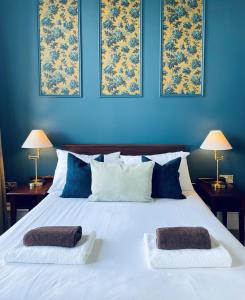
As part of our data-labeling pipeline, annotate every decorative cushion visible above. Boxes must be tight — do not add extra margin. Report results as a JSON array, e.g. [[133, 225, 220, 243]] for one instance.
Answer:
[[120, 151, 193, 191], [89, 160, 155, 202], [48, 149, 120, 194], [61, 154, 103, 198], [142, 156, 185, 199], [146, 152, 193, 191]]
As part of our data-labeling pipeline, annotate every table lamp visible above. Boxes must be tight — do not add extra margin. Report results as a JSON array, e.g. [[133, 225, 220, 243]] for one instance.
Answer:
[[200, 130, 232, 189], [22, 130, 53, 187]]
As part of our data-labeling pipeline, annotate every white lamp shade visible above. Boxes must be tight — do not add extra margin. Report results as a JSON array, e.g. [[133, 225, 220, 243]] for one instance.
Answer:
[[22, 130, 53, 149], [200, 130, 232, 151]]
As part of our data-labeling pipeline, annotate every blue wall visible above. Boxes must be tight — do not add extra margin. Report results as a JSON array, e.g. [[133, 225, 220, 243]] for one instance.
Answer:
[[0, 0, 245, 189]]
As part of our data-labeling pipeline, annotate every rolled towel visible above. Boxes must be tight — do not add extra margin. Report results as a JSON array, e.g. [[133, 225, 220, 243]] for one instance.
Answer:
[[23, 226, 82, 248], [156, 227, 211, 250]]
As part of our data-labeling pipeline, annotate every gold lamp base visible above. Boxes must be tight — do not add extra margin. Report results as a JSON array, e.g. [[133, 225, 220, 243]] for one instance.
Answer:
[[29, 179, 43, 189], [210, 150, 227, 190], [31, 178, 43, 185], [27, 148, 44, 189], [211, 180, 226, 190]]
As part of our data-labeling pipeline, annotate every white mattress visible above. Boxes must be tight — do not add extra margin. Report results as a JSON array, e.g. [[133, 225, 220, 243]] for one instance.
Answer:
[[0, 191, 245, 300]]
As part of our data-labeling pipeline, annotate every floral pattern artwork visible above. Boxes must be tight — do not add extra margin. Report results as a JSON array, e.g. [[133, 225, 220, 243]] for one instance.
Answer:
[[39, 0, 80, 96], [161, 0, 204, 95], [100, 0, 141, 96]]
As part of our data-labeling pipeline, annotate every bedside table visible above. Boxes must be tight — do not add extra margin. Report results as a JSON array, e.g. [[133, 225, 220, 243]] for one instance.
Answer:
[[194, 179, 245, 244], [7, 181, 52, 226]]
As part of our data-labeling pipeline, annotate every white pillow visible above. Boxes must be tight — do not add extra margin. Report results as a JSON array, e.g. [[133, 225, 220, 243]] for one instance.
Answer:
[[145, 151, 188, 165], [179, 158, 193, 191], [89, 160, 155, 202], [48, 149, 121, 194], [120, 155, 142, 165], [120, 151, 193, 191]]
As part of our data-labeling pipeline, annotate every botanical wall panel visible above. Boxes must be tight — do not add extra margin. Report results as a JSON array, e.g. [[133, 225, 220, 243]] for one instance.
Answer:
[[161, 0, 205, 96], [100, 0, 142, 97], [39, 0, 81, 96]]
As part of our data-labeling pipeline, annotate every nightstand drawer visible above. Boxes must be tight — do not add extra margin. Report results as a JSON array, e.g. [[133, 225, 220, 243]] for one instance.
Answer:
[[214, 198, 240, 211], [8, 195, 43, 210], [201, 194, 241, 212]]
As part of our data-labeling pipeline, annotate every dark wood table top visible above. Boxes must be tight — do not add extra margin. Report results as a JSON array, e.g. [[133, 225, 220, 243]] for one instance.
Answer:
[[7, 181, 52, 196], [196, 179, 244, 199]]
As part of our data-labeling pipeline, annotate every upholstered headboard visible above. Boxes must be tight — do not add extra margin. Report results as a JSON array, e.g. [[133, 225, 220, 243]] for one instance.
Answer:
[[62, 144, 186, 155]]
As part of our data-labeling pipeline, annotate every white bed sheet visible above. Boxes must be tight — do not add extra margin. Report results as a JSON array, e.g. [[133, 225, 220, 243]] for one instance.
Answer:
[[0, 191, 245, 300]]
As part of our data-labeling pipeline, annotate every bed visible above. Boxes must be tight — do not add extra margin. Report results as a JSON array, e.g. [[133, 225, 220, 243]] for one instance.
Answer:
[[0, 144, 245, 300]]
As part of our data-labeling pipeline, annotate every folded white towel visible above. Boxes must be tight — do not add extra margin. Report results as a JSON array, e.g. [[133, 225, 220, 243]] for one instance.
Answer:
[[4, 232, 96, 265], [144, 233, 232, 269]]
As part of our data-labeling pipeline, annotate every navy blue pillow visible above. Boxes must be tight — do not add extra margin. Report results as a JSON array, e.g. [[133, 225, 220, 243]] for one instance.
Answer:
[[142, 156, 185, 199], [61, 153, 103, 198]]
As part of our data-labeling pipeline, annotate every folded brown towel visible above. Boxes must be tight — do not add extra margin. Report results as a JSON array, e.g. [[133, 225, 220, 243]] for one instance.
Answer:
[[23, 226, 82, 248], [156, 227, 211, 250]]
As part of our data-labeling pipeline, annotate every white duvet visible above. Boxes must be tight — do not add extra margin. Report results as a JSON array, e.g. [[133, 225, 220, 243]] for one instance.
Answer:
[[0, 191, 245, 300]]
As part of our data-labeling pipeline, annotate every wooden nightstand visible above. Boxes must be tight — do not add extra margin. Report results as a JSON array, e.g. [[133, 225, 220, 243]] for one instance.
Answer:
[[7, 181, 52, 226], [194, 179, 245, 245]]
